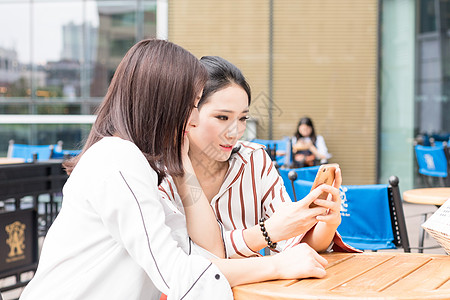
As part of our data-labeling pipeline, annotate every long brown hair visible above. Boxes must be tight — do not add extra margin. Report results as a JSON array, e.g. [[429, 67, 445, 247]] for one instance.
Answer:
[[63, 39, 207, 184]]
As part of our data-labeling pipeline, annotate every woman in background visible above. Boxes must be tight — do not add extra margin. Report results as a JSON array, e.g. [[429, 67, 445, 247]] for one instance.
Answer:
[[292, 117, 331, 167]]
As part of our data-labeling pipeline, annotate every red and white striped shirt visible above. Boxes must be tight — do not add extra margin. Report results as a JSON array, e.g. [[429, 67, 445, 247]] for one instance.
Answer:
[[159, 141, 358, 258]]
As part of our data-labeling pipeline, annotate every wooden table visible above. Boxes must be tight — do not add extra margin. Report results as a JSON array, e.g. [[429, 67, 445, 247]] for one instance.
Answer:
[[233, 252, 450, 299], [0, 157, 25, 165], [403, 188, 450, 206]]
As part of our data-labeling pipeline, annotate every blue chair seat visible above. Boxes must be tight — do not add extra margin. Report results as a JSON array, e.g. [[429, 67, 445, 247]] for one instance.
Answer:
[[52, 149, 81, 159], [279, 166, 320, 201], [337, 184, 396, 250], [251, 138, 290, 167], [415, 145, 448, 178], [8, 143, 53, 162]]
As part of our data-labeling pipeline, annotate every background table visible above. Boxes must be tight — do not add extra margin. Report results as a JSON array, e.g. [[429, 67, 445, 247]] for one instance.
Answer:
[[233, 252, 450, 299], [0, 157, 25, 165], [402, 187, 449, 252], [403, 188, 450, 206]]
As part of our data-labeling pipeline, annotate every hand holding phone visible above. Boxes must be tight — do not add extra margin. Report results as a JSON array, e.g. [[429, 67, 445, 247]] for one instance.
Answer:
[[309, 163, 339, 208]]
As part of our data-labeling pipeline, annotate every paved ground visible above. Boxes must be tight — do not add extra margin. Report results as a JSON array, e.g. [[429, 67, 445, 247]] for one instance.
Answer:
[[0, 202, 447, 300], [390, 202, 446, 255]]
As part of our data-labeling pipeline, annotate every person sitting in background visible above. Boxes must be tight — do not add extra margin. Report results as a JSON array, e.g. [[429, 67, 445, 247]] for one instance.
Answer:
[[292, 117, 331, 167]]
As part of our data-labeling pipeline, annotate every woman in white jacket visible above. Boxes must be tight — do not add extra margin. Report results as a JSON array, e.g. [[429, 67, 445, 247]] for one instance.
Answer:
[[20, 40, 327, 300]]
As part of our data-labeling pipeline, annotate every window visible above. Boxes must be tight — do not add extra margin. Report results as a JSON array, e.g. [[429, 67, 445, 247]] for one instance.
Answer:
[[0, 0, 157, 155]]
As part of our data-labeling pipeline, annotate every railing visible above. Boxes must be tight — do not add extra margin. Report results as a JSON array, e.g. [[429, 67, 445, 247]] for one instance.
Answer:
[[0, 161, 68, 293]]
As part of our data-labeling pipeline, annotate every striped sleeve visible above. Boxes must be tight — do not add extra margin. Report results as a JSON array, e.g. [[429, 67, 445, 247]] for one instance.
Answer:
[[222, 229, 261, 258], [258, 149, 303, 253], [159, 178, 177, 203], [159, 177, 185, 214], [219, 153, 261, 258], [260, 150, 292, 219]]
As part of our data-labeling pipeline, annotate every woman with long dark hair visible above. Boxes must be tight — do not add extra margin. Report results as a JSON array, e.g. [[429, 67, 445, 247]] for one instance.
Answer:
[[160, 56, 357, 261], [20, 41, 328, 300], [292, 117, 331, 167]]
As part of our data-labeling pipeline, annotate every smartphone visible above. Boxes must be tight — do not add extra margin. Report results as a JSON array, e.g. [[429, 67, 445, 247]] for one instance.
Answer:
[[309, 163, 339, 208]]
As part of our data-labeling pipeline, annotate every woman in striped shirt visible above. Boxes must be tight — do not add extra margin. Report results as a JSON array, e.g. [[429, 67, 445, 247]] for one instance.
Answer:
[[159, 56, 357, 259]]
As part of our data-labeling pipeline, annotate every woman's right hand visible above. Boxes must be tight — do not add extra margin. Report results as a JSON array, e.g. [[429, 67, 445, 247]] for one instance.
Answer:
[[271, 243, 327, 279], [264, 184, 337, 242]]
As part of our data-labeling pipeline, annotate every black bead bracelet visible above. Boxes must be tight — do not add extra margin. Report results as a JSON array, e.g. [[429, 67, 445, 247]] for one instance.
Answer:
[[259, 218, 277, 250]]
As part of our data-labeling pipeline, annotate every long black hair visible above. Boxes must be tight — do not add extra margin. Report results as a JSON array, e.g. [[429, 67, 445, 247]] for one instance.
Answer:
[[198, 56, 251, 107], [294, 117, 317, 145]]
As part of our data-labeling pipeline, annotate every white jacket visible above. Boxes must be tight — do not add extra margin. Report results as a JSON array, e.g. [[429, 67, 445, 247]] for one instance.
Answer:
[[20, 137, 232, 300]]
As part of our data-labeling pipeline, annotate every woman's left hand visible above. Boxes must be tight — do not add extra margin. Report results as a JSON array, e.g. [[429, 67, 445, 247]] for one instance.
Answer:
[[180, 134, 192, 170], [172, 134, 199, 206], [171, 133, 226, 258], [311, 167, 342, 227]]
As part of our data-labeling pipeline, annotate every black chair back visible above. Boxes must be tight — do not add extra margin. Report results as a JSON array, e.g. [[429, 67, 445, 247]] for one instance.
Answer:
[[0, 162, 68, 293]]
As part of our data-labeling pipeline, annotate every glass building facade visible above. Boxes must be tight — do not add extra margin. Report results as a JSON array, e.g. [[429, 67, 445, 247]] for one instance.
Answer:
[[0, 0, 156, 153], [416, 0, 450, 134], [380, 0, 450, 189]]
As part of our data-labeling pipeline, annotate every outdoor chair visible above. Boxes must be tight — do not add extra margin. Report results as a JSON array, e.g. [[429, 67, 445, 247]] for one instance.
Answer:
[[51, 147, 82, 159], [52, 149, 81, 159], [335, 177, 411, 251], [289, 175, 412, 252], [48, 140, 81, 159], [251, 138, 291, 167], [7, 140, 54, 162], [417, 133, 450, 146], [278, 166, 320, 201], [414, 144, 450, 187]]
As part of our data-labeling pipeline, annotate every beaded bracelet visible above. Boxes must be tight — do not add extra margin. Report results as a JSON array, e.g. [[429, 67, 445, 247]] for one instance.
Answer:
[[259, 218, 277, 250]]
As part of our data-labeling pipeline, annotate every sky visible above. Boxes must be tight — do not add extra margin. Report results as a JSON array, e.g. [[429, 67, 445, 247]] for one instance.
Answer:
[[0, 2, 99, 64]]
